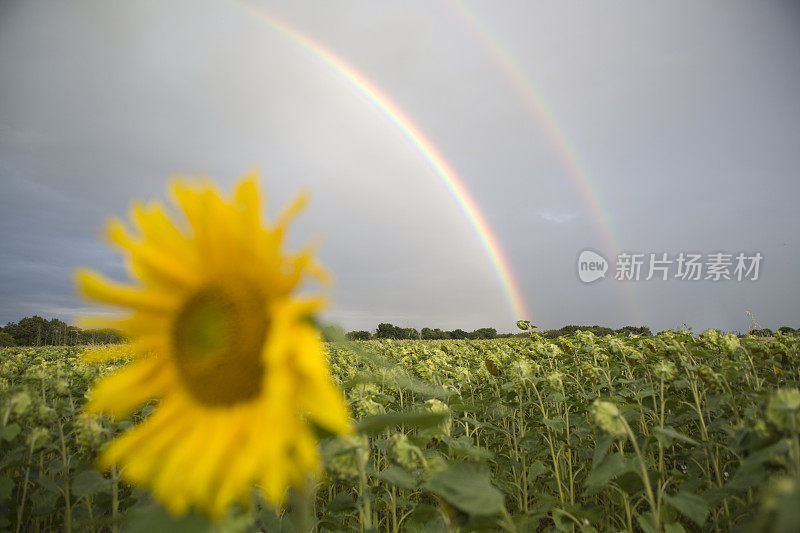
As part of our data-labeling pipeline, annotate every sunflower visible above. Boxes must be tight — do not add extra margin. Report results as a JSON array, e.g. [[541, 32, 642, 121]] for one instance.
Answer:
[[76, 173, 352, 517]]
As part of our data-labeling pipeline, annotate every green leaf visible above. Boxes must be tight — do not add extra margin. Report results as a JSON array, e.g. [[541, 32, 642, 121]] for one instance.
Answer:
[[441, 435, 493, 461], [701, 486, 731, 507], [653, 426, 699, 447], [423, 463, 504, 516], [37, 474, 61, 494], [592, 434, 614, 469], [0, 476, 13, 503], [728, 440, 789, 492], [71, 469, 108, 498], [773, 481, 800, 533], [584, 454, 632, 494], [356, 411, 447, 435], [405, 504, 446, 533], [527, 460, 549, 479], [326, 492, 357, 512], [633, 387, 656, 400], [124, 502, 213, 533], [636, 512, 658, 533], [552, 509, 574, 532], [543, 418, 566, 432], [664, 522, 687, 533], [377, 466, 418, 489], [0, 423, 20, 442], [663, 491, 709, 527]]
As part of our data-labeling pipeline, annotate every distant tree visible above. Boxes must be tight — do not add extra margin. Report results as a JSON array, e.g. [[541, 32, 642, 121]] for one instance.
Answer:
[[469, 328, 497, 339], [375, 323, 398, 339], [421, 327, 448, 340], [4, 316, 48, 345], [373, 323, 419, 340], [346, 330, 372, 341], [400, 327, 420, 340], [542, 325, 619, 339], [617, 326, 652, 337], [76, 328, 125, 344], [751, 328, 774, 337], [448, 329, 469, 340], [778, 326, 797, 335], [3, 316, 124, 345], [0, 331, 14, 347]]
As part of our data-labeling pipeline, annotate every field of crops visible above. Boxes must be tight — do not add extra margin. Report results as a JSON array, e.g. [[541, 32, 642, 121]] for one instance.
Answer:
[[1, 329, 799, 532]]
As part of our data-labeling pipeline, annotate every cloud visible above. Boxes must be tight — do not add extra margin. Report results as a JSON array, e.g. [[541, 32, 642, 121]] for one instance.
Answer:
[[538, 210, 577, 224], [0, 123, 48, 145]]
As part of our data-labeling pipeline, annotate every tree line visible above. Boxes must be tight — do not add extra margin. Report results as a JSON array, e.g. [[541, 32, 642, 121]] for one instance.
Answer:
[[343, 323, 657, 341], [0, 316, 124, 347], [343, 323, 798, 341]]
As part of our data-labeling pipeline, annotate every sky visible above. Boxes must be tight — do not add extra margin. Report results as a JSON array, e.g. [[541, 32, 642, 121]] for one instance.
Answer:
[[1, 0, 799, 334]]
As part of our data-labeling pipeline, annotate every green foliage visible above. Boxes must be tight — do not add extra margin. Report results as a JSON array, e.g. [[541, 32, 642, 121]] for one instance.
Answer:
[[375, 323, 420, 340], [345, 330, 372, 341], [618, 325, 653, 336], [377, 323, 499, 340], [421, 327, 449, 340], [1, 329, 799, 531], [0, 331, 14, 347], [2, 316, 123, 346], [423, 463, 505, 516], [360, 322, 656, 341]]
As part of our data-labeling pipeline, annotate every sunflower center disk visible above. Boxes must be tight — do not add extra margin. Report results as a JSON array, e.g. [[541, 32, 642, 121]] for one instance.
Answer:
[[172, 286, 267, 406]]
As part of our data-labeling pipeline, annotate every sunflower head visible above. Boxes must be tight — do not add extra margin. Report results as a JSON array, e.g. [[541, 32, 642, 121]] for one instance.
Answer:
[[76, 173, 352, 517]]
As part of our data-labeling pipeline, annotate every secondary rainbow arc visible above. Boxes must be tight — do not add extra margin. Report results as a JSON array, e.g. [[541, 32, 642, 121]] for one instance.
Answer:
[[445, 0, 642, 322]]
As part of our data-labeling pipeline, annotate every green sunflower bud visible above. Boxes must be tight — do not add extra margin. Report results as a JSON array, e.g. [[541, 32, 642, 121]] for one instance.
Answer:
[[766, 388, 800, 432], [652, 360, 676, 381], [422, 399, 452, 438], [592, 400, 627, 437], [323, 435, 368, 482], [722, 334, 741, 355], [75, 413, 106, 449], [27, 426, 51, 451], [388, 433, 426, 470], [11, 391, 32, 417]]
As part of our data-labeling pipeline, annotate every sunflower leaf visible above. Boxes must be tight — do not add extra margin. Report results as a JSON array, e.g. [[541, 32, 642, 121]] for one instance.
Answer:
[[423, 463, 504, 516], [356, 411, 448, 435]]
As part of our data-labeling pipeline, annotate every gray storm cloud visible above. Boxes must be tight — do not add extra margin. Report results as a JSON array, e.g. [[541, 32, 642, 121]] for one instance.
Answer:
[[1, 0, 798, 333]]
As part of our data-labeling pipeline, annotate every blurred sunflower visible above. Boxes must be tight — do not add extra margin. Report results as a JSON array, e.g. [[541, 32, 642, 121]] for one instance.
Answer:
[[75, 173, 352, 517]]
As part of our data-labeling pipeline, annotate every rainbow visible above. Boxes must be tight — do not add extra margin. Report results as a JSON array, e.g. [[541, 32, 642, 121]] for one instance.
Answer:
[[233, 0, 530, 321], [445, 0, 641, 322]]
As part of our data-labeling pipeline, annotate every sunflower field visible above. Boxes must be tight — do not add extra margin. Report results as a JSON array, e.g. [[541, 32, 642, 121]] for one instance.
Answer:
[[1, 329, 799, 532]]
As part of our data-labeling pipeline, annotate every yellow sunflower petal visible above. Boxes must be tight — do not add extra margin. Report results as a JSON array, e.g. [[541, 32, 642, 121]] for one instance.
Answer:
[[85, 357, 173, 418], [303, 378, 353, 435], [81, 344, 136, 363], [275, 191, 308, 230], [75, 269, 177, 312], [106, 218, 199, 289]]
